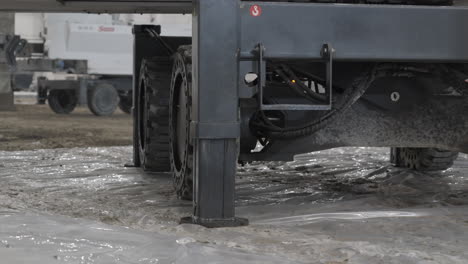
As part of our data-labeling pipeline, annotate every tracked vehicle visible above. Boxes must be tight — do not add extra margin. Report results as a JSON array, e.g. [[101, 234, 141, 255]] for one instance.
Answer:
[[4, 0, 468, 227]]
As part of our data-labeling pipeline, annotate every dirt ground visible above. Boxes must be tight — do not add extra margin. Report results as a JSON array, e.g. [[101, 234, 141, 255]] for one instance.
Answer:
[[0, 104, 132, 151]]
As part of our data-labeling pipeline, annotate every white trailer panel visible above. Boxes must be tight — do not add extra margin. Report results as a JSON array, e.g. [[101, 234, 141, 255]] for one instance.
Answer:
[[15, 13, 191, 75], [47, 18, 133, 75]]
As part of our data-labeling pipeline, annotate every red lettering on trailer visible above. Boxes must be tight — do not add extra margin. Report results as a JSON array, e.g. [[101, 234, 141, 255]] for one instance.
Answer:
[[250, 5, 262, 17], [98, 26, 115, 32]]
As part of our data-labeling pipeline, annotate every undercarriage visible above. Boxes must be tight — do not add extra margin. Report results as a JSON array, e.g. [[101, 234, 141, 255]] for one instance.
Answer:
[[3, 0, 468, 227], [131, 0, 468, 227]]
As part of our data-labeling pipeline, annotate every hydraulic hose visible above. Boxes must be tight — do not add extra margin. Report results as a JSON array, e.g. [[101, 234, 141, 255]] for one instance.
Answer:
[[252, 65, 378, 139]]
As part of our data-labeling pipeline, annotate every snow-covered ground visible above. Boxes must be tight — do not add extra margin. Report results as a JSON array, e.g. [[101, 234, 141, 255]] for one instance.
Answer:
[[0, 146, 467, 263]]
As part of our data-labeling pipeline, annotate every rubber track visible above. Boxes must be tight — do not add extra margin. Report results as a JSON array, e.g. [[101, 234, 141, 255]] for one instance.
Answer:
[[140, 57, 172, 172]]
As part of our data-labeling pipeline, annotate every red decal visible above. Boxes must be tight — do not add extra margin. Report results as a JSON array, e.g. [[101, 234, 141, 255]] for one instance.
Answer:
[[98, 26, 115, 32], [250, 5, 262, 17]]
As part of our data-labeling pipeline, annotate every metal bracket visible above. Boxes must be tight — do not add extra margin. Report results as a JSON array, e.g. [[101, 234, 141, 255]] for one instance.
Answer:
[[257, 43, 334, 111]]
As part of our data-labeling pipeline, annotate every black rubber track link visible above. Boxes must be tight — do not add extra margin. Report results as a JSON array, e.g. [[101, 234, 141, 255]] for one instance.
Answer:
[[138, 57, 172, 172], [391, 147, 459, 171], [249, 0, 452, 5], [170, 45, 194, 200], [48, 89, 77, 114]]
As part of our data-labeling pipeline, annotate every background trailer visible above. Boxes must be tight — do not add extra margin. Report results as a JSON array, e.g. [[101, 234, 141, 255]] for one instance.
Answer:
[[3, 0, 468, 227], [14, 13, 191, 115]]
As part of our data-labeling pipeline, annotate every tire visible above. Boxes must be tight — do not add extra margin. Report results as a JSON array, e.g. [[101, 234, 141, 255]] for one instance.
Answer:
[[48, 89, 77, 114], [37, 77, 48, 105], [391, 147, 458, 171], [170, 45, 194, 200], [133, 84, 141, 167], [137, 57, 172, 172], [118, 94, 132, 114], [87, 83, 119, 116]]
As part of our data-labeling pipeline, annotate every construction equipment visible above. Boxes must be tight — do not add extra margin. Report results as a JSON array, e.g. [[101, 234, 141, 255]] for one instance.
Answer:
[[4, 0, 468, 227], [15, 13, 191, 115]]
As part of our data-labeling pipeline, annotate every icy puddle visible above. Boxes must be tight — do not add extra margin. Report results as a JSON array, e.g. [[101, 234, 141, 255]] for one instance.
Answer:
[[0, 146, 468, 263]]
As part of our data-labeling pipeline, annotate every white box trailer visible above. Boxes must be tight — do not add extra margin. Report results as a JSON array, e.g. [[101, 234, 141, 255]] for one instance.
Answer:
[[14, 13, 191, 115]]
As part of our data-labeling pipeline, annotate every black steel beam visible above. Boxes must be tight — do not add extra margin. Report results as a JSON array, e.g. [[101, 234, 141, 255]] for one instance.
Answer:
[[240, 2, 468, 62]]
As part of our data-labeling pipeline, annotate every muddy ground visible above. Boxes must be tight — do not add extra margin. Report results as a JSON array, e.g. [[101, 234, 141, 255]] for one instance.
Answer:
[[0, 147, 468, 263], [0, 104, 132, 151], [1, 98, 468, 263]]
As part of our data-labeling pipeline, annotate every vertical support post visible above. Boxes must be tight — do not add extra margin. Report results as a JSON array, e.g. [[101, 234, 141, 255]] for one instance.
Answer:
[[189, 0, 247, 227]]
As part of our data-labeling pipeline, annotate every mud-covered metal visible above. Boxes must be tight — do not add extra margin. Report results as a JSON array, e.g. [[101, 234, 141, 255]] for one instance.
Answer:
[[252, 65, 468, 159]]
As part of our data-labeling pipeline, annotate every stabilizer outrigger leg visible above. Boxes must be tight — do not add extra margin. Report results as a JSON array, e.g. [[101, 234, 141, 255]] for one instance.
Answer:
[[180, 0, 248, 228]]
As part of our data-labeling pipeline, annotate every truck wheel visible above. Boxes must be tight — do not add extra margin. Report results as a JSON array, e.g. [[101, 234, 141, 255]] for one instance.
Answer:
[[137, 57, 172, 172], [391, 147, 458, 171], [48, 89, 77, 114], [170, 46, 193, 200], [87, 83, 119, 116], [37, 77, 48, 104], [118, 95, 132, 114]]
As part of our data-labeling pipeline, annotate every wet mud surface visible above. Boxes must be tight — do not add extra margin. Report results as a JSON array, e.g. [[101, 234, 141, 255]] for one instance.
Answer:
[[0, 146, 467, 263]]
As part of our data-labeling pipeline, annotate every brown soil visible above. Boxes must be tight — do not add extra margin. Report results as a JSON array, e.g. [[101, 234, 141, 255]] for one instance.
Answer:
[[0, 104, 132, 151]]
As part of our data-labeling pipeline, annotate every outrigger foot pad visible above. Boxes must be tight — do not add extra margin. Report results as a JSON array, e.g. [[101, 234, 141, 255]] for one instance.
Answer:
[[124, 163, 138, 168], [180, 216, 249, 228]]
